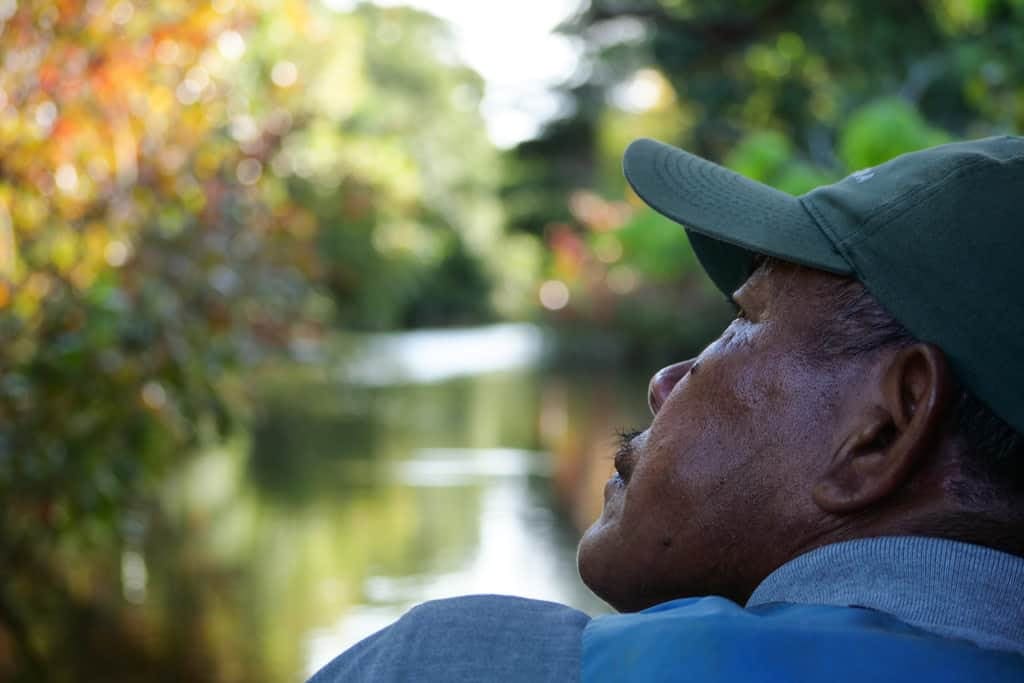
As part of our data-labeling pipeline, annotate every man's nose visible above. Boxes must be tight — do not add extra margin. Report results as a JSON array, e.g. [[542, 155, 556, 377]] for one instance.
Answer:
[[648, 359, 697, 415]]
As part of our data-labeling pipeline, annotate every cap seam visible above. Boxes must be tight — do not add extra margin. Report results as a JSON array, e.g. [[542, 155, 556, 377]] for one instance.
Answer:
[[798, 196, 859, 278], [842, 154, 994, 246], [845, 153, 1024, 247]]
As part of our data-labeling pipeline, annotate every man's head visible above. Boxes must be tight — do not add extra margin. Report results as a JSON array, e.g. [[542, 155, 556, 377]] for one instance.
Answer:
[[577, 136, 1024, 613]]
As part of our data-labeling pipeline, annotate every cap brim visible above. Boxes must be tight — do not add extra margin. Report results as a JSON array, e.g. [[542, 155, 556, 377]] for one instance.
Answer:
[[623, 138, 851, 297]]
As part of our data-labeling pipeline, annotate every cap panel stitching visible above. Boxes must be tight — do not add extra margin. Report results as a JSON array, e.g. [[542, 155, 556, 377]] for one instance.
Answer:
[[844, 153, 1024, 247], [798, 196, 858, 278], [840, 154, 993, 247], [851, 144, 1024, 234]]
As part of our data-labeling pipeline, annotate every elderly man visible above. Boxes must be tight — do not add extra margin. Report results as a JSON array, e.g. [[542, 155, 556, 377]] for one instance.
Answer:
[[310, 136, 1024, 681]]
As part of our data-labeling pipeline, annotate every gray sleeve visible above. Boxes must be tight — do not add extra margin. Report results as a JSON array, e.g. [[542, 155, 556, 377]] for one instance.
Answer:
[[307, 594, 591, 683]]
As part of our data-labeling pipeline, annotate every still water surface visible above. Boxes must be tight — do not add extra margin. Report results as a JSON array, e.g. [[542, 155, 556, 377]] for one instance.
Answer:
[[154, 325, 651, 680]]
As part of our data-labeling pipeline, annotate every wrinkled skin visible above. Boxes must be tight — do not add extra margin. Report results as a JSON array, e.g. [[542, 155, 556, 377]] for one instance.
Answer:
[[577, 262, 873, 612]]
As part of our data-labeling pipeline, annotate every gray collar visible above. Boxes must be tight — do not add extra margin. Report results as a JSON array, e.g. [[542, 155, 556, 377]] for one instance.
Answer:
[[746, 536, 1024, 655]]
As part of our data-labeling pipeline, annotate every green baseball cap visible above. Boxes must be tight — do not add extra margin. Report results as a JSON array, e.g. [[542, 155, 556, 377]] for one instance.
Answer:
[[622, 135, 1024, 434]]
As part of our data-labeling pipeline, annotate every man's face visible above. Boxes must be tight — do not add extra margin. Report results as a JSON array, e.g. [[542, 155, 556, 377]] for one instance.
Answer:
[[577, 261, 862, 611]]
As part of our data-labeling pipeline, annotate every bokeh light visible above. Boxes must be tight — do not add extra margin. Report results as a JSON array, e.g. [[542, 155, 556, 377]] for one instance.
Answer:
[[539, 279, 570, 310]]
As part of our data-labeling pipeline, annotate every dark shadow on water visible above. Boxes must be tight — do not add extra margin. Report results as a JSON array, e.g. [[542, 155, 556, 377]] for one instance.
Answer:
[[247, 404, 383, 504]]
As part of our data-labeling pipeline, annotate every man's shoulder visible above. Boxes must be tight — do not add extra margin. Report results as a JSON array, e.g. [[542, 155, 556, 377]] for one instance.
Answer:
[[309, 595, 590, 683], [583, 596, 1024, 682]]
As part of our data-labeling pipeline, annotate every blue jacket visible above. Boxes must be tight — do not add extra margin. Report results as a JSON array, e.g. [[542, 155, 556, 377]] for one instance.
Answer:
[[583, 596, 1024, 682], [583, 537, 1024, 682]]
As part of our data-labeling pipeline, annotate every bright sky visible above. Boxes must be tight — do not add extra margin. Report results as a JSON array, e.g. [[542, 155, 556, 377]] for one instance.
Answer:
[[324, 0, 584, 147]]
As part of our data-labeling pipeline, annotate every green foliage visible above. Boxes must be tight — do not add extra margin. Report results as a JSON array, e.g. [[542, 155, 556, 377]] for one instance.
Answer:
[[0, 0, 286, 543], [724, 131, 836, 193], [400, 237, 496, 327], [614, 207, 697, 281], [724, 131, 794, 181], [839, 98, 953, 169], [258, 3, 532, 328]]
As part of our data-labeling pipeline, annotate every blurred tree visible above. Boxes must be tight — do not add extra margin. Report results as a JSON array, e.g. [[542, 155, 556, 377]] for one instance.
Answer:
[[574, 0, 1022, 160], [0, 1, 533, 679], [0, 2, 306, 678], [253, 3, 541, 329]]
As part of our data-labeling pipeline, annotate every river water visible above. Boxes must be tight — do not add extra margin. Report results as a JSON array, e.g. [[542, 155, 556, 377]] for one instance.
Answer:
[[141, 324, 653, 680]]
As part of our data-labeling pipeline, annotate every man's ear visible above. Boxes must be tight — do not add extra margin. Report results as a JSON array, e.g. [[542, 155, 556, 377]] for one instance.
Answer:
[[813, 343, 954, 514]]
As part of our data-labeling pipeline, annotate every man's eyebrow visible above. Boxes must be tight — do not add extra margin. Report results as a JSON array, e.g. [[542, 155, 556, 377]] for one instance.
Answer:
[[731, 284, 757, 312], [732, 274, 775, 315], [735, 254, 777, 301], [732, 270, 764, 303]]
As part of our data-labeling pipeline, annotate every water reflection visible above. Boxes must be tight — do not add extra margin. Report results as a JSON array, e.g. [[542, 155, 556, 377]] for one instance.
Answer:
[[392, 447, 551, 486], [335, 323, 546, 386], [254, 330, 650, 679], [15, 326, 653, 681], [305, 446, 596, 676], [239, 325, 651, 680]]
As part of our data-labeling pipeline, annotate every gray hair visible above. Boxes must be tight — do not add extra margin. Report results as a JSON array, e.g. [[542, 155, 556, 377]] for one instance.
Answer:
[[757, 256, 1024, 504]]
